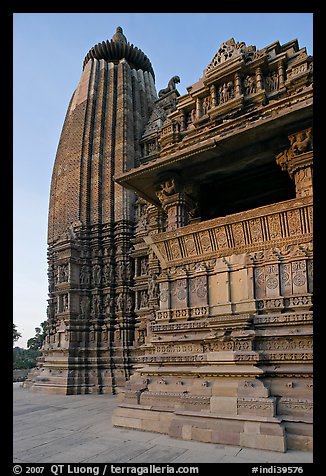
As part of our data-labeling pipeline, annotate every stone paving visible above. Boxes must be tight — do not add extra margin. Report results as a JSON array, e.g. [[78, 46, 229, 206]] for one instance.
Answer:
[[13, 383, 313, 464]]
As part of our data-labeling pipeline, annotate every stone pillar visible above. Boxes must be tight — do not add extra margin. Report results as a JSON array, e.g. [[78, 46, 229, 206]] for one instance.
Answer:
[[147, 203, 164, 235], [156, 176, 196, 231], [276, 127, 313, 198], [255, 67, 263, 91], [234, 72, 242, 97], [210, 84, 217, 107], [278, 60, 285, 89], [290, 155, 313, 198], [179, 110, 186, 132], [161, 192, 193, 231], [196, 97, 202, 119]]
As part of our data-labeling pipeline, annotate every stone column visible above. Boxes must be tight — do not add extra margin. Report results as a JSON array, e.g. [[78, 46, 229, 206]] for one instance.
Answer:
[[255, 67, 263, 91], [156, 175, 196, 231], [196, 97, 202, 119], [160, 192, 193, 231], [234, 72, 242, 97], [210, 84, 217, 107], [289, 154, 313, 198], [278, 60, 285, 89], [179, 110, 186, 132], [276, 127, 313, 198]]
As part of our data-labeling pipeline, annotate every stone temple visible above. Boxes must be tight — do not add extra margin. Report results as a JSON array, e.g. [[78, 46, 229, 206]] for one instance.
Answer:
[[26, 27, 313, 452]]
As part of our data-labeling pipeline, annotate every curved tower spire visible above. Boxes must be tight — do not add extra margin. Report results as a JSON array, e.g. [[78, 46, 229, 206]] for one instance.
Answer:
[[48, 27, 157, 244], [83, 26, 155, 79], [32, 27, 157, 394]]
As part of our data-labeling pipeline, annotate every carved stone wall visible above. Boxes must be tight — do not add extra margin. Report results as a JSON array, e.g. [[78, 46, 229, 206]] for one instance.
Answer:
[[112, 37, 313, 453], [114, 192, 313, 451], [27, 31, 313, 453]]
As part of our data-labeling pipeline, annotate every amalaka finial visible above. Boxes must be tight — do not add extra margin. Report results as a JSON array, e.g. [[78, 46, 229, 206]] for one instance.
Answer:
[[112, 26, 127, 44]]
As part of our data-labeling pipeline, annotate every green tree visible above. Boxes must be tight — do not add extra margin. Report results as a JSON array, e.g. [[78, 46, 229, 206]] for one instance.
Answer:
[[13, 347, 40, 369], [27, 320, 48, 350], [13, 320, 49, 370], [13, 323, 21, 344]]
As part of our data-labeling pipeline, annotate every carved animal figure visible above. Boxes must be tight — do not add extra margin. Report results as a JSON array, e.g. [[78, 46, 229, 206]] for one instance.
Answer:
[[158, 75, 180, 97], [291, 129, 312, 155], [156, 178, 176, 202]]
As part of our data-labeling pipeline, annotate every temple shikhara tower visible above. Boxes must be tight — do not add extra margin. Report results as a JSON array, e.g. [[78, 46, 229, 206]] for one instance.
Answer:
[[26, 28, 313, 453]]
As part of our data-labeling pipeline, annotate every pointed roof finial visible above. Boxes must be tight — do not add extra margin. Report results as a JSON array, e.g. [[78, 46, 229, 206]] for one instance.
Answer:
[[112, 26, 127, 44], [83, 26, 155, 80]]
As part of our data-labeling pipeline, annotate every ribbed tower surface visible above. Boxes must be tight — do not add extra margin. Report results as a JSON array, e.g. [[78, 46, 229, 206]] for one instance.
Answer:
[[48, 27, 157, 244], [29, 28, 157, 395]]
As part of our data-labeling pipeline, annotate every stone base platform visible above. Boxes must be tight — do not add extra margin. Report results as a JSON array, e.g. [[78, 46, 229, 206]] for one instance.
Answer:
[[14, 383, 313, 463], [112, 403, 286, 452]]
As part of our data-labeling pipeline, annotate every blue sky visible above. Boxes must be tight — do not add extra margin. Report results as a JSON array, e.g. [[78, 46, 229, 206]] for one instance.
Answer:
[[13, 12, 313, 348]]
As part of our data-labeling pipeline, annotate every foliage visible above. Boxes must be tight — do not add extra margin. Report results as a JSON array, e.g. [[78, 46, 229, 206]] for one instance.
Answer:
[[13, 347, 40, 369], [27, 320, 48, 350], [13, 320, 49, 369], [13, 323, 22, 344]]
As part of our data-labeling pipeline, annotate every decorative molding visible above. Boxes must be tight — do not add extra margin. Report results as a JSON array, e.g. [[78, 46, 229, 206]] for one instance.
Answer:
[[151, 320, 208, 333], [237, 397, 275, 416], [147, 197, 312, 268], [259, 351, 312, 362], [140, 354, 206, 363], [256, 337, 313, 351], [277, 398, 312, 414], [253, 312, 312, 326]]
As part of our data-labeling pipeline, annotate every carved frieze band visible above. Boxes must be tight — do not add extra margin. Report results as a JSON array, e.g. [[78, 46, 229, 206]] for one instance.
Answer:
[[149, 197, 312, 267], [259, 351, 312, 362], [256, 294, 312, 312], [150, 312, 312, 334], [140, 354, 206, 363], [151, 320, 209, 333], [140, 392, 210, 407], [237, 397, 275, 416], [277, 398, 313, 414], [253, 312, 312, 326], [255, 337, 312, 351], [156, 305, 209, 321]]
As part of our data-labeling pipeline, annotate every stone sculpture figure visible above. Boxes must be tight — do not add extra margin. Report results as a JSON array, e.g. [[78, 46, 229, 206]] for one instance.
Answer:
[[80, 296, 90, 318], [126, 294, 133, 312], [63, 294, 68, 311], [218, 82, 234, 104], [276, 128, 312, 170], [140, 291, 148, 308], [148, 273, 159, 300], [93, 264, 101, 286], [117, 293, 124, 311], [156, 178, 176, 202], [125, 260, 133, 281], [243, 75, 256, 95], [291, 129, 312, 155], [202, 96, 211, 114], [141, 258, 148, 275], [158, 76, 180, 97], [80, 265, 90, 286]]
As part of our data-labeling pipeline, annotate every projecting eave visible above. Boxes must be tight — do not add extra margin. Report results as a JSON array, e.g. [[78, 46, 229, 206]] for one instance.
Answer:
[[114, 93, 312, 205]]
